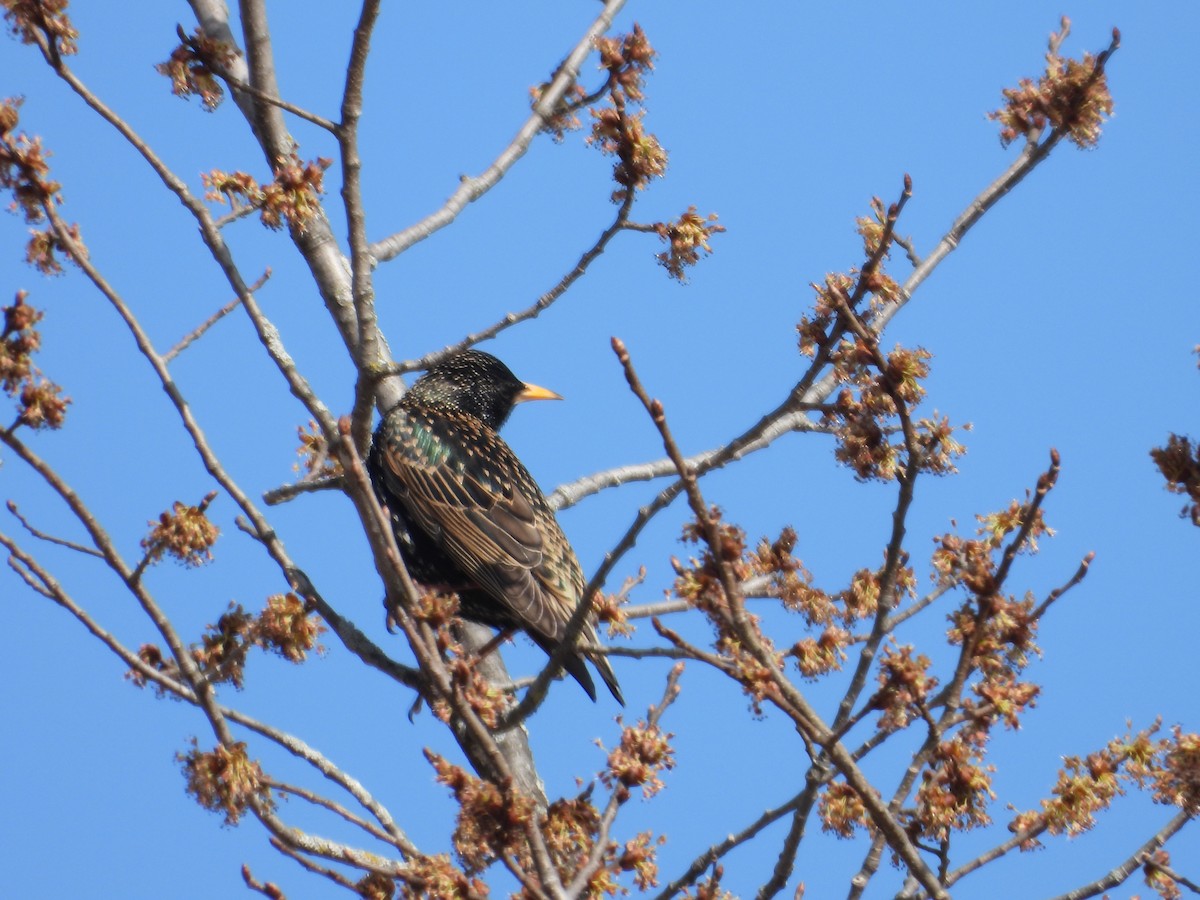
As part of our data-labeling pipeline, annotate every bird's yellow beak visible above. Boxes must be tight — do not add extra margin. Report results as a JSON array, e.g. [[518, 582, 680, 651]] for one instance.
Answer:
[[515, 382, 563, 403]]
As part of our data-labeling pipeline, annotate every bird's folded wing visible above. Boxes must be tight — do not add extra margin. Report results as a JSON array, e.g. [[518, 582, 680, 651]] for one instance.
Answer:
[[380, 440, 569, 627]]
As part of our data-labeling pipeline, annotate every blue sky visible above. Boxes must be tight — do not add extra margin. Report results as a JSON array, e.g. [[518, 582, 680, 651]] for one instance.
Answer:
[[2, 2, 1198, 898]]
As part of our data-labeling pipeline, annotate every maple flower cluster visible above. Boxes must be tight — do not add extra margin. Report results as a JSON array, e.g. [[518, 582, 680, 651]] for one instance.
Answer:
[[2, 0, 77, 55], [531, 24, 724, 282], [1, 291, 69, 429], [202, 157, 332, 232], [798, 198, 967, 482], [425, 734, 670, 897], [988, 17, 1117, 148], [1151, 434, 1200, 526], [178, 739, 275, 826], [156, 27, 238, 111], [129, 593, 325, 693], [0, 97, 83, 276], [140, 493, 220, 567]]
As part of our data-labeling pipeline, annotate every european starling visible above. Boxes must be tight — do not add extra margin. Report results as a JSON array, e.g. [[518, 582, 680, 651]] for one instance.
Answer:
[[368, 350, 624, 704]]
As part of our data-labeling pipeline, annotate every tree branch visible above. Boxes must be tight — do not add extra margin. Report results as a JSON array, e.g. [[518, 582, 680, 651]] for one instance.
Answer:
[[367, 0, 630, 263]]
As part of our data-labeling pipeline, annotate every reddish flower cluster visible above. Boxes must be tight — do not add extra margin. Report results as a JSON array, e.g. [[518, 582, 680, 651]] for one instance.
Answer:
[[1156, 727, 1200, 814], [989, 18, 1117, 148], [766, 544, 896, 684], [530, 82, 589, 142], [819, 780, 873, 839], [824, 343, 945, 481], [678, 864, 735, 900], [672, 512, 788, 712], [294, 419, 343, 477], [653, 207, 725, 283], [0, 98, 84, 275], [178, 739, 275, 826], [1003, 714, 1200, 851], [913, 735, 996, 841], [395, 854, 485, 900], [2, 292, 69, 429], [872, 644, 937, 732], [445, 655, 510, 730], [1144, 850, 1183, 900], [141, 493, 220, 567], [194, 603, 256, 688], [129, 594, 324, 692], [427, 752, 537, 874], [426, 744, 669, 898], [156, 28, 238, 111], [2, 0, 77, 55], [603, 720, 676, 800], [594, 24, 656, 103], [1150, 434, 1200, 526], [202, 156, 331, 232], [355, 871, 396, 900], [589, 569, 642, 640], [586, 25, 667, 202], [589, 104, 667, 203], [254, 592, 326, 663], [798, 200, 966, 483]]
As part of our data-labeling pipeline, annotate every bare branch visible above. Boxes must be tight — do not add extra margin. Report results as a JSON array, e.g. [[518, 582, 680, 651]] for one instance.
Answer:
[[163, 268, 271, 362], [5, 499, 103, 558], [1041, 811, 1192, 900], [268, 838, 362, 891], [367, 0, 630, 263], [548, 410, 832, 512], [267, 780, 398, 847], [263, 473, 346, 506], [341, 0, 384, 452], [392, 189, 636, 376], [654, 783, 821, 900]]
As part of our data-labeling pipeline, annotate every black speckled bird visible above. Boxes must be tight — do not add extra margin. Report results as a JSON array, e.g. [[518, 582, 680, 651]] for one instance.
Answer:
[[368, 350, 623, 705]]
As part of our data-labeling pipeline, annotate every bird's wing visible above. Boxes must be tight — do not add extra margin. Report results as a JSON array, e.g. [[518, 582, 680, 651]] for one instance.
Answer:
[[374, 409, 575, 634], [375, 407, 623, 703]]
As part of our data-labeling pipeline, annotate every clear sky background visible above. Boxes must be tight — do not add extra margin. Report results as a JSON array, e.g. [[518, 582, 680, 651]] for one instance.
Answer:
[[2, 3, 1198, 898]]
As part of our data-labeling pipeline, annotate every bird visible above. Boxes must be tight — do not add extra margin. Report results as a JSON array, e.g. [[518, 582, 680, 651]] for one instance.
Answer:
[[368, 349, 624, 705]]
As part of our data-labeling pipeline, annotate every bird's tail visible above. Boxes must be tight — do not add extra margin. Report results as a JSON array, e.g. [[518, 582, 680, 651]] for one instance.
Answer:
[[531, 634, 624, 705], [589, 651, 624, 706]]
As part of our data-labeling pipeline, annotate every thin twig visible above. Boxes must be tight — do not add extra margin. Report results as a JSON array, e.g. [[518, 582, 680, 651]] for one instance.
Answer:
[[654, 784, 818, 900], [367, 0, 630, 263], [1040, 811, 1191, 900], [1033, 551, 1094, 620], [269, 838, 363, 891], [262, 472, 346, 505], [163, 268, 271, 362], [175, 24, 339, 133], [894, 232, 922, 268], [548, 413, 832, 512], [242, 864, 290, 899], [267, 780, 398, 847], [390, 189, 636, 376], [5, 500, 104, 558]]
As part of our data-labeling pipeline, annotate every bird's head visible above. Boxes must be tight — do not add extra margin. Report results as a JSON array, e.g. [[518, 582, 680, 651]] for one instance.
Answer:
[[408, 350, 562, 429]]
